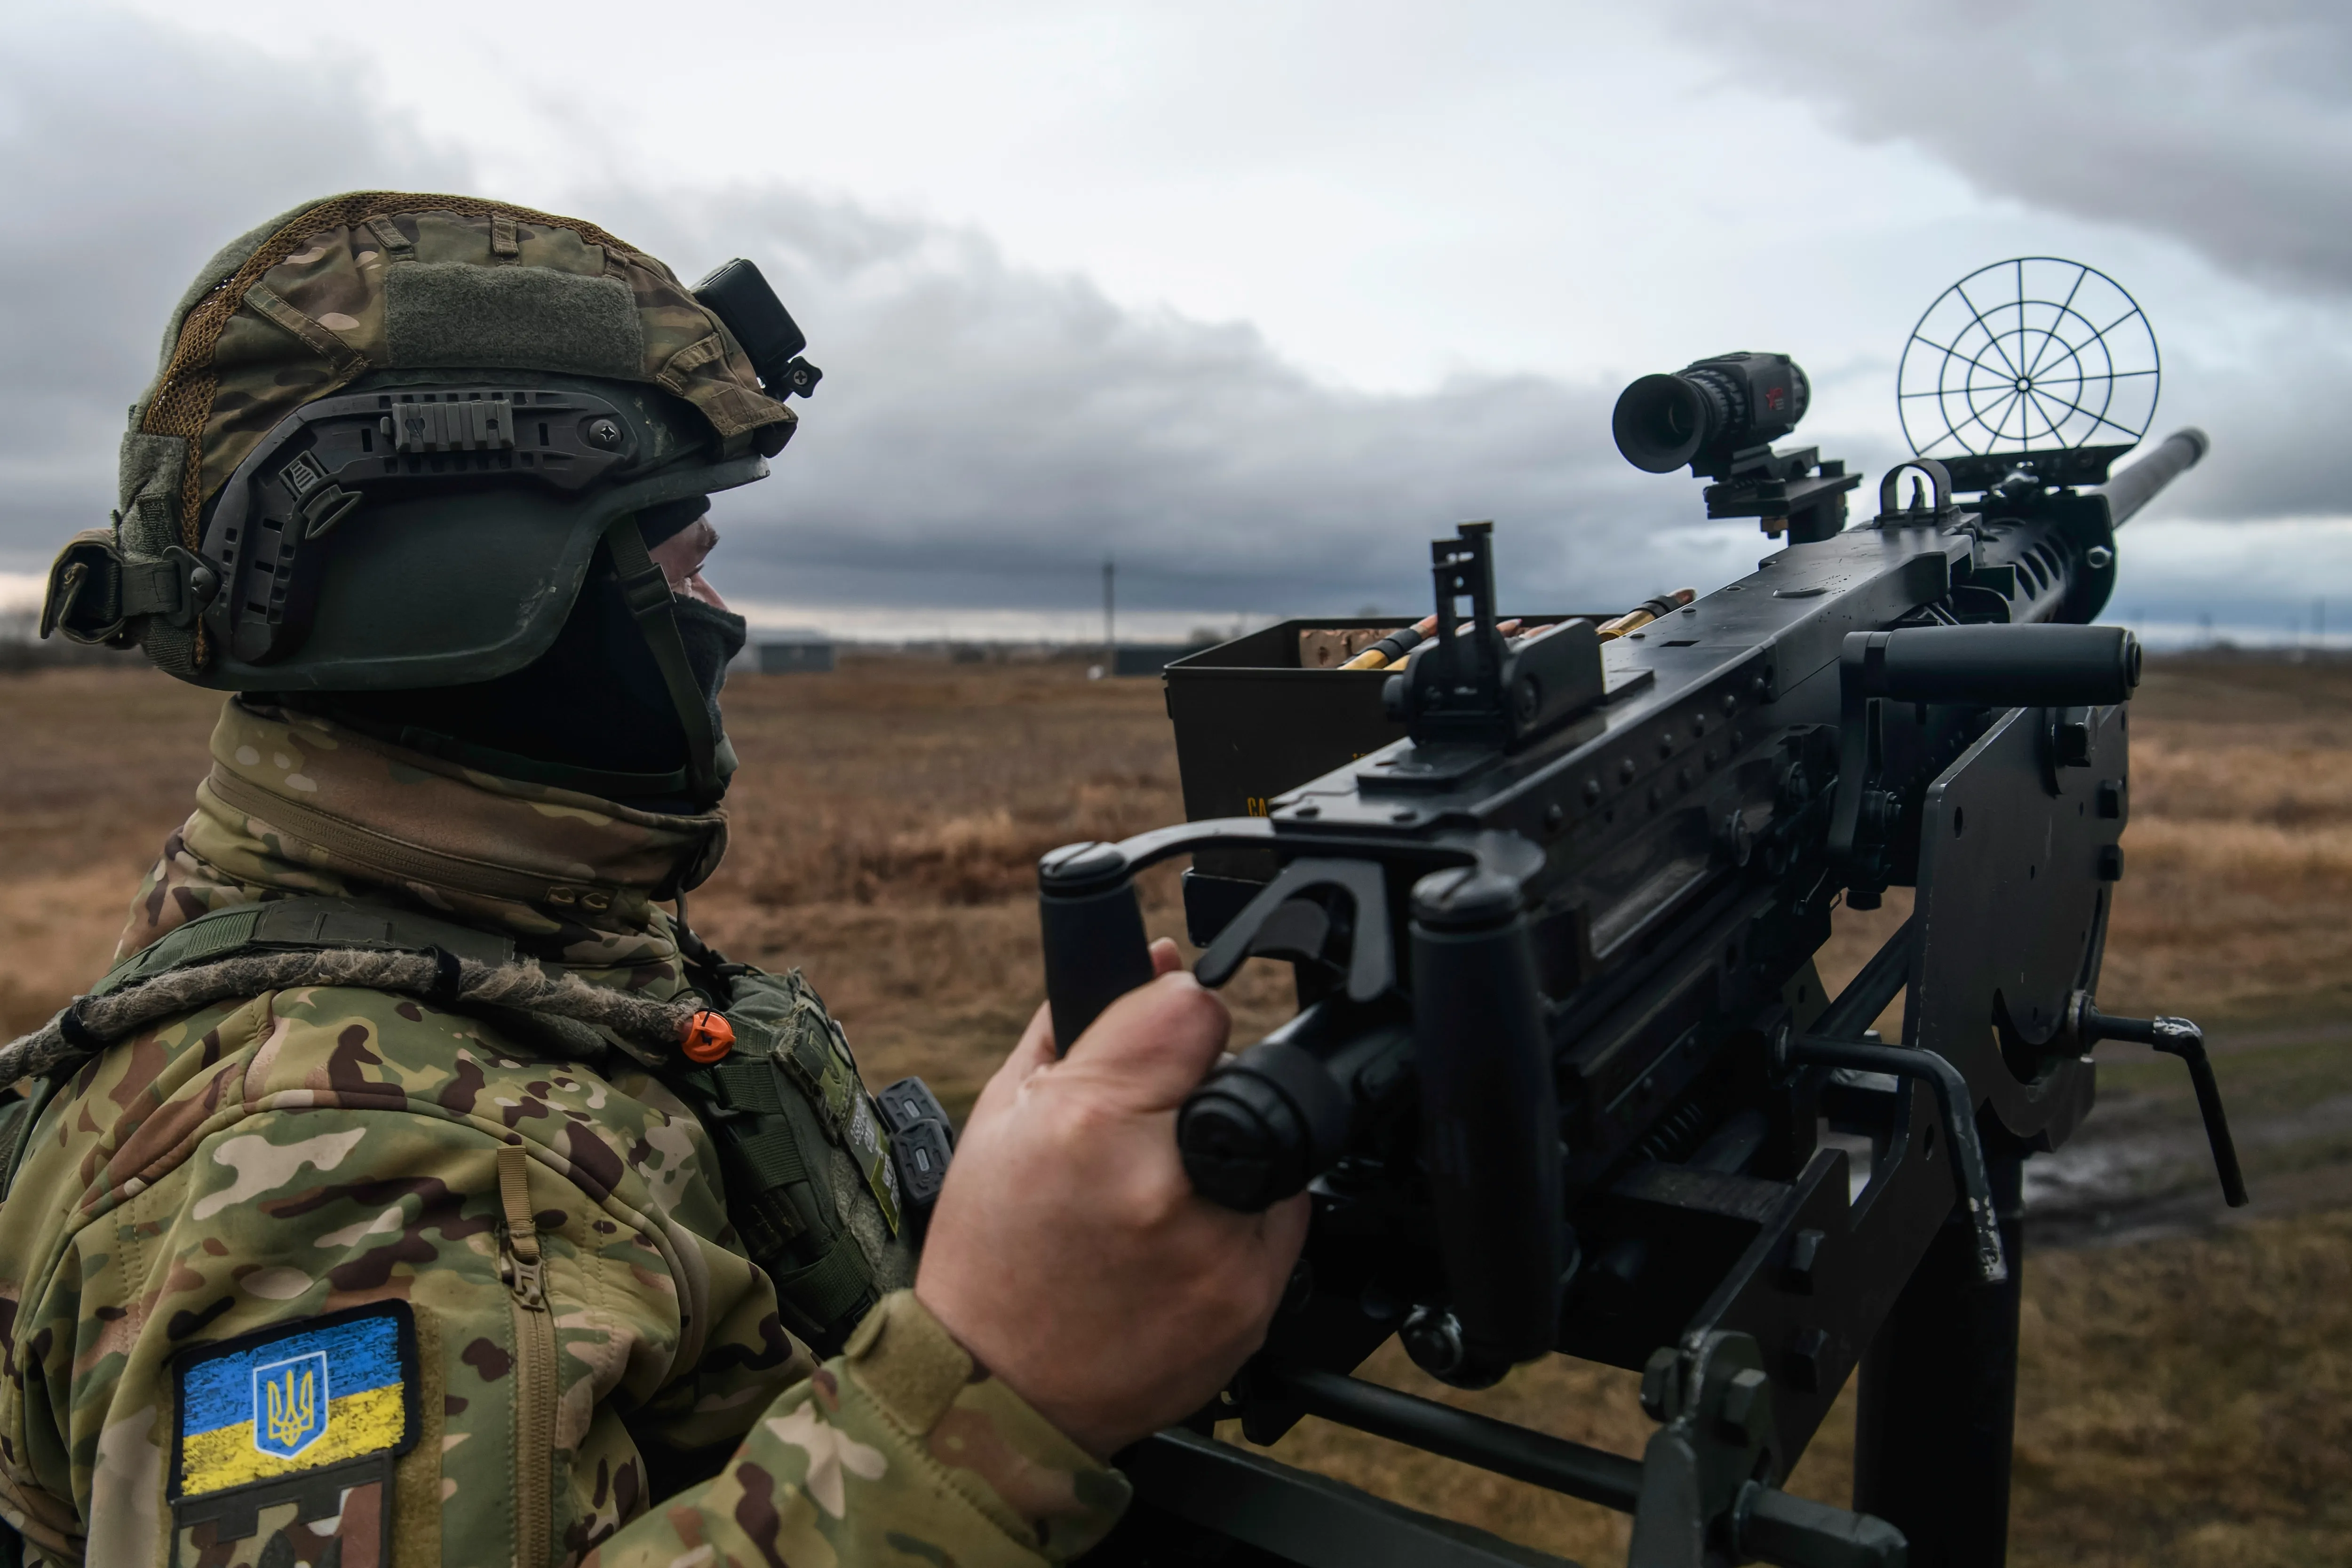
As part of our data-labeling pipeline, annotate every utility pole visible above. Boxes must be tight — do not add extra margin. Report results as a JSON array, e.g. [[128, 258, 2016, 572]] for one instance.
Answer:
[[1103, 556, 1116, 659]]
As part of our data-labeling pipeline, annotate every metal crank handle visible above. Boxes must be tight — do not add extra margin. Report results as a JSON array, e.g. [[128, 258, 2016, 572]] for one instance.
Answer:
[[1036, 842, 1158, 1057], [1791, 1035, 2009, 1284], [2069, 996, 2249, 1207], [2171, 1031, 2251, 1208]]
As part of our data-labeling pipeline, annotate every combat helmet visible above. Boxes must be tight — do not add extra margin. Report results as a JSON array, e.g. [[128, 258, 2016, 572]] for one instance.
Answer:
[[39, 191, 820, 809]]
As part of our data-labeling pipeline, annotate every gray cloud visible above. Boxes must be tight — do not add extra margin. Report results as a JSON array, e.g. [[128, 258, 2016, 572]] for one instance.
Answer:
[[2152, 338, 2352, 521], [0, 6, 2340, 639], [623, 186, 1682, 616], [0, 10, 1695, 622], [0, 8, 462, 550], [1664, 0, 2352, 298]]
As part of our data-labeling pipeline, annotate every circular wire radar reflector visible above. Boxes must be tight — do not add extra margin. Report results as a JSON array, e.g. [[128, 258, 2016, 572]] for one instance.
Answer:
[[1898, 257, 2160, 461]]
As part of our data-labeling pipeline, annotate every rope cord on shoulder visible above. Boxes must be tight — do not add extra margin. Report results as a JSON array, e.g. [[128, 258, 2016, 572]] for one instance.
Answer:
[[0, 950, 698, 1085]]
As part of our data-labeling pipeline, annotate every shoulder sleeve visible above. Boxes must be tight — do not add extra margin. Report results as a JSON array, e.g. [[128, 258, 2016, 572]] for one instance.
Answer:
[[585, 1291, 1131, 1568]]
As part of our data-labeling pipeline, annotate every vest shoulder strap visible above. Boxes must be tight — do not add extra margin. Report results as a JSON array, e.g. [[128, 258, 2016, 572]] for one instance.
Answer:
[[94, 896, 518, 998]]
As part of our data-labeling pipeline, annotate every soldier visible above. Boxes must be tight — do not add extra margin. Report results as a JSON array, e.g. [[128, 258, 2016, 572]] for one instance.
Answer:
[[7, 193, 1307, 1567]]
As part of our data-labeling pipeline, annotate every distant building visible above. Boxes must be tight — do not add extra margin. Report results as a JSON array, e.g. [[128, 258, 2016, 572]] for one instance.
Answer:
[[731, 629, 836, 675]]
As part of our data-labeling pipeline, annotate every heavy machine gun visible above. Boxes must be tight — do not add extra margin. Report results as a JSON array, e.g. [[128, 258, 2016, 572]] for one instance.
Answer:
[[1053, 260, 2239, 1568]]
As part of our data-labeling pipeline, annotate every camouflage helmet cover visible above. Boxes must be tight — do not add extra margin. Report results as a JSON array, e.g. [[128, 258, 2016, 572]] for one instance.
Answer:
[[48, 191, 798, 688]]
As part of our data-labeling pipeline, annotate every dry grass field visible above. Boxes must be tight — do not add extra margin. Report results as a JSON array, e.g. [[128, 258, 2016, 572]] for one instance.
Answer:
[[4, 651, 2350, 1566]]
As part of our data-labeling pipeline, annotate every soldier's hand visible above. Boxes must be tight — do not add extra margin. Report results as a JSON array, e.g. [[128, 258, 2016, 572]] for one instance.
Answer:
[[916, 939, 1311, 1459]]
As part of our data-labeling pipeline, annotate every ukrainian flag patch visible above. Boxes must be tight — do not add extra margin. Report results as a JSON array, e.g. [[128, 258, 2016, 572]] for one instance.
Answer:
[[168, 1302, 417, 1563], [172, 1301, 416, 1496]]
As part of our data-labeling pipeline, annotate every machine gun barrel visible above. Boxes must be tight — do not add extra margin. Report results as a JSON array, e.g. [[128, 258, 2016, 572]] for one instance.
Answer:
[[2098, 426, 2209, 526]]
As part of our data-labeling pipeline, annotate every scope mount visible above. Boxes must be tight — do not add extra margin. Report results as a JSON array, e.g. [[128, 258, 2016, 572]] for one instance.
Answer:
[[1931, 442, 2134, 498], [1700, 443, 1863, 544]]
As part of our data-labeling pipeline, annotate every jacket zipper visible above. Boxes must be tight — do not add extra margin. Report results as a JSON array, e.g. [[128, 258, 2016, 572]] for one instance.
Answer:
[[498, 1145, 557, 1568]]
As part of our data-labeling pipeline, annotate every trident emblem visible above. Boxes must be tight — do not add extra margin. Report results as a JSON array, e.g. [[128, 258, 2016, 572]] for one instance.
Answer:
[[252, 1351, 329, 1458]]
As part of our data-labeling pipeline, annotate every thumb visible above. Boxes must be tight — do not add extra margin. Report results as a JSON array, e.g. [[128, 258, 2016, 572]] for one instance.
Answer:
[[1060, 970, 1231, 1111], [965, 1000, 1057, 1133], [969, 935, 1187, 1131]]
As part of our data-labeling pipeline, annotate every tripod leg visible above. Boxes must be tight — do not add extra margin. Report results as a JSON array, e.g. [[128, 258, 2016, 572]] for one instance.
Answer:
[[1853, 1146, 2025, 1568]]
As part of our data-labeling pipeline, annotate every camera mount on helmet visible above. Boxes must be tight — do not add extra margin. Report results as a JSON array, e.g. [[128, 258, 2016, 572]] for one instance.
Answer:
[[694, 258, 825, 402]]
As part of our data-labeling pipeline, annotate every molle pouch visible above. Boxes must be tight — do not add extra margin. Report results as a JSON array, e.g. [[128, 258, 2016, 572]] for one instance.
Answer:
[[725, 971, 905, 1234], [876, 1076, 957, 1218], [167, 1303, 419, 1568], [675, 968, 920, 1353]]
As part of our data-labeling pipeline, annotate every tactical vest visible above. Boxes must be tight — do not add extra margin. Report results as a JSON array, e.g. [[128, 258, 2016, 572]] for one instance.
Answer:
[[0, 896, 955, 1359]]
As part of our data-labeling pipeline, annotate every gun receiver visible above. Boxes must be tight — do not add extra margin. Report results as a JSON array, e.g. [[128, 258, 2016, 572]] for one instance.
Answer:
[[1053, 350, 2225, 1563]]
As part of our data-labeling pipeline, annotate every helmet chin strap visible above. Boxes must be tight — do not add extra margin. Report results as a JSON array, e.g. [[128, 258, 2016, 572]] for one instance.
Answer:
[[605, 514, 723, 809]]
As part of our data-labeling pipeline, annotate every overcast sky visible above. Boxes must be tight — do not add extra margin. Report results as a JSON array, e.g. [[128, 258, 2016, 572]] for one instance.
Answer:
[[2, 0, 2345, 642]]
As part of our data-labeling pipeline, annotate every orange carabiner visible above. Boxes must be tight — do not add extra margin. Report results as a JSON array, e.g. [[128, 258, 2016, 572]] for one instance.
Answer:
[[680, 1009, 735, 1064]]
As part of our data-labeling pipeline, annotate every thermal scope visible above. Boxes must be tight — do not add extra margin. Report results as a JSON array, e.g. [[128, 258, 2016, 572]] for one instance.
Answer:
[[1611, 351, 1810, 477]]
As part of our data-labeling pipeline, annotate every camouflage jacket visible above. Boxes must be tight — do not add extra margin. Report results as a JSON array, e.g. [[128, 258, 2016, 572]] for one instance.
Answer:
[[0, 700, 1128, 1567]]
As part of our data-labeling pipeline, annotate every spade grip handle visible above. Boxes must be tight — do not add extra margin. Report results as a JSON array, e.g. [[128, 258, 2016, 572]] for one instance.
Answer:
[[1037, 842, 1157, 1056], [1409, 867, 1563, 1365]]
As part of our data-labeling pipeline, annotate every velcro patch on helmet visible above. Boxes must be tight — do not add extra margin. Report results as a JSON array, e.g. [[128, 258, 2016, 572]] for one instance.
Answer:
[[386, 263, 643, 376]]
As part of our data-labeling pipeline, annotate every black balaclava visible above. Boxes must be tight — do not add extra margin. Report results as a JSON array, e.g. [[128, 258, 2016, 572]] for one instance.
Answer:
[[302, 498, 747, 814]]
